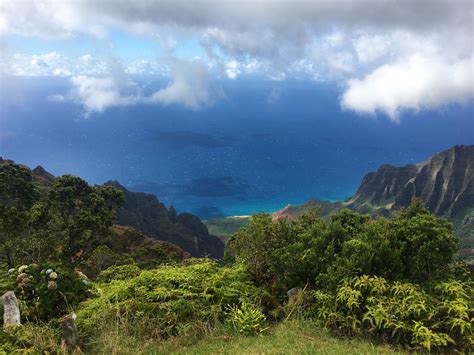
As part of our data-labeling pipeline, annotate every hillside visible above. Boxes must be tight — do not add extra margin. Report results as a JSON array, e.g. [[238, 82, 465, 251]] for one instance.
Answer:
[[106, 181, 224, 258], [0, 158, 224, 259]]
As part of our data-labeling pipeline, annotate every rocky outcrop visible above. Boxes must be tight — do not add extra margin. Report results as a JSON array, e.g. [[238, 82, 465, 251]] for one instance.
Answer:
[[107, 181, 224, 258], [347, 145, 474, 218]]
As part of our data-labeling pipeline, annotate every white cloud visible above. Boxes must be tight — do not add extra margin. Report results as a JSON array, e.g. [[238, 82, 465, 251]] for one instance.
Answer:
[[341, 54, 474, 120], [69, 75, 136, 114], [225, 60, 241, 79], [56, 60, 217, 115], [353, 35, 391, 63], [148, 60, 216, 109], [7, 52, 72, 76]]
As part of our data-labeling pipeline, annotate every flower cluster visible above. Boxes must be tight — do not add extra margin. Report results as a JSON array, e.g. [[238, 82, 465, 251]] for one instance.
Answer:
[[7, 264, 92, 320]]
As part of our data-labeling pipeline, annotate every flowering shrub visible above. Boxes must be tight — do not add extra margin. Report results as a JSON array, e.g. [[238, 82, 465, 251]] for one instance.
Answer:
[[7, 264, 92, 320]]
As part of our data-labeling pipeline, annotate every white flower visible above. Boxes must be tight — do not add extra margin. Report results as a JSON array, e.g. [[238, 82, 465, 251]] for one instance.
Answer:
[[8, 268, 16, 274], [82, 279, 89, 286], [18, 265, 28, 273], [46, 269, 53, 275], [49, 272, 58, 279]]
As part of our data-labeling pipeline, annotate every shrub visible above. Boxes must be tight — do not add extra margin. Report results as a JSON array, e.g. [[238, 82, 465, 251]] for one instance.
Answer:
[[312, 275, 473, 352], [76, 260, 261, 346], [8, 263, 91, 321], [227, 301, 268, 336], [0, 323, 61, 353], [96, 264, 142, 283], [227, 200, 460, 293]]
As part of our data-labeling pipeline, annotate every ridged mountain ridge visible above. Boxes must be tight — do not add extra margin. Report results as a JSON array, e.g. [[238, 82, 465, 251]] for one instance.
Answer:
[[347, 145, 474, 218]]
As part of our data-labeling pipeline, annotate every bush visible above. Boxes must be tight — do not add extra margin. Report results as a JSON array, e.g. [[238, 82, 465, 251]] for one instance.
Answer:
[[227, 200, 459, 293], [0, 323, 61, 353], [227, 301, 268, 336], [77, 260, 261, 346], [7, 263, 91, 321], [96, 264, 142, 283], [312, 275, 473, 352]]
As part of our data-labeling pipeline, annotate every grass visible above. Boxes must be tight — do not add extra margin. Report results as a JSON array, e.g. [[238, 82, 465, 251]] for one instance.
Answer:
[[89, 320, 402, 354], [168, 321, 402, 355]]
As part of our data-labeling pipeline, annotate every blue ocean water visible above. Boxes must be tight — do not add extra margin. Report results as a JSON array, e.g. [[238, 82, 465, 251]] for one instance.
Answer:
[[1, 77, 473, 219]]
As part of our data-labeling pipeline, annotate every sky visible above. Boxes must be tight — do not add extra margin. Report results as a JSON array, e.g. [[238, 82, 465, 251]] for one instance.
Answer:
[[0, 0, 473, 217]]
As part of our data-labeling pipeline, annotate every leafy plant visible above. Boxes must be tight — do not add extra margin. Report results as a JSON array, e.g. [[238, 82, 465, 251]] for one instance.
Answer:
[[227, 301, 268, 336], [312, 275, 472, 352], [76, 260, 261, 345]]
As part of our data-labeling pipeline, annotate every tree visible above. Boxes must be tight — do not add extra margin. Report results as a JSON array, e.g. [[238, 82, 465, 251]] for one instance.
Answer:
[[389, 198, 458, 283], [0, 162, 39, 267], [46, 175, 124, 266]]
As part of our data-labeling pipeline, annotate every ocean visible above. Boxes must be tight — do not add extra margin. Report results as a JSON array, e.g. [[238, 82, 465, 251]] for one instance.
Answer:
[[1, 77, 473, 219]]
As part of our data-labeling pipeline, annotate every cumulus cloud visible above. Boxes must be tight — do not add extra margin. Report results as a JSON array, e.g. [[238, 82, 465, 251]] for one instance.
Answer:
[[341, 54, 474, 120], [55, 60, 217, 115], [148, 61, 216, 109]]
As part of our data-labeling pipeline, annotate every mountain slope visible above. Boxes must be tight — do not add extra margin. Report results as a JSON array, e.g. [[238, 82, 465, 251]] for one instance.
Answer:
[[106, 181, 224, 258], [346, 145, 474, 218]]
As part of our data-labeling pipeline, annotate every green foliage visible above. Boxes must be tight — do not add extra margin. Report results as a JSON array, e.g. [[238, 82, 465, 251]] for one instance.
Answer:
[[77, 260, 261, 345], [0, 322, 61, 354], [45, 175, 125, 266], [389, 198, 458, 283], [0, 162, 39, 267], [7, 263, 91, 320], [226, 211, 326, 294], [96, 264, 142, 283], [312, 275, 472, 352], [228, 199, 460, 292], [227, 301, 268, 336], [83, 245, 135, 278], [0, 161, 125, 269]]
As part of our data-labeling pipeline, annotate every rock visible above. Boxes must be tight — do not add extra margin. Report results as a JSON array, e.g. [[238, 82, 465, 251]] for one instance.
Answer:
[[1, 291, 21, 329], [287, 287, 300, 304]]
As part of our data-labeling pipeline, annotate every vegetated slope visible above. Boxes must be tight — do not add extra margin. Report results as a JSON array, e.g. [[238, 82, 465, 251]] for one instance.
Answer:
[[106, 181, 224, 258], [0, 158, 224, 259]]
